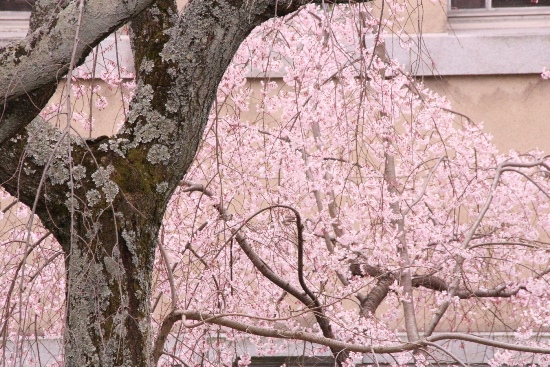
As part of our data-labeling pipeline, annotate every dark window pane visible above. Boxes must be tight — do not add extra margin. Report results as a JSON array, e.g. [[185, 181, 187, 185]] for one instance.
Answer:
[[451, 0, 485, 8], [493, 0, 550, 6], [0, 0, 35, 11], [250, 356, 335, 366]]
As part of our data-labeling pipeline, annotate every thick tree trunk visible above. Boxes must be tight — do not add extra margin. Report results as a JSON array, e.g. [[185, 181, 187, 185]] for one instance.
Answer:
[[62, 199, 162, 366], [0, 125, 169, 366]]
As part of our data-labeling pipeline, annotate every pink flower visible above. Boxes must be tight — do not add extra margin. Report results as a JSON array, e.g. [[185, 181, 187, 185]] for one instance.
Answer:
[[238, 354, 251, 367], [95, 95, 108, 110]]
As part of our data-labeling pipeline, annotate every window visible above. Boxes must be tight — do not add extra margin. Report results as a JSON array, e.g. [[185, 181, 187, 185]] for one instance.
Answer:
[[451, 0, 550, 8], [0, 1, 34, 48], [448, 0, 550, 27], [0, 0, 34, 11]]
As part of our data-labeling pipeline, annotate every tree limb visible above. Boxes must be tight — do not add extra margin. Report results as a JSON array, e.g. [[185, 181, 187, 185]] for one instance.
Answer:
[[180, 182, 346, 359], [351, 262, 526, 316], [0, 0, 154, 103], [360, 274, 394, 317], [167, 309, 550, 356], [153, 310, 183, 365]]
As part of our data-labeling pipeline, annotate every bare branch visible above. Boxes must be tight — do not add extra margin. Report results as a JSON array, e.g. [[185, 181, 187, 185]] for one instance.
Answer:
[[180, 182, 343, 359], [161, 310, 550, 356], [428, 333, 550, 354], [424, 341, 468, 367], [181, 182, 315, 307], [159, 228, 178, 310], [178, 309, 419, 354], [153, 310, 184, 365], [468, 241, 543, 250], [1, 199, 18, 213]]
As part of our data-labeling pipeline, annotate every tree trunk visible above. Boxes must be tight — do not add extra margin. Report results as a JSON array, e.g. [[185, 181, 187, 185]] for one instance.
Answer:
[[62, 196, 162, 366]]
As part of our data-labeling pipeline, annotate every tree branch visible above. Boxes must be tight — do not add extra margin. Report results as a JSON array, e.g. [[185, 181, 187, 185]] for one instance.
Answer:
[[0, 0, 153, 103], [162, 309, 550, 356], [423, 341, 468, 367], [360, 275, 394, 316], [351, 262, 526, 313], [180, 182, 345, 359], [153, 310, 183, 365], [0, 0, 157, 143]]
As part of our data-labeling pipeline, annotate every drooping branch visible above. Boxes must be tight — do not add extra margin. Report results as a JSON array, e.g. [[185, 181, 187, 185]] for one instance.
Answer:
[[153, 311, 183, 365], [351, 263, 526, 303], [181, 184, 328, 305], [175, 182, 346, 361], [160, 309, 550, 356], [423, 341, 468, 367], [426, 159, 550, 336], [0, 232, 51, 353], [181, 183, 316, 306]]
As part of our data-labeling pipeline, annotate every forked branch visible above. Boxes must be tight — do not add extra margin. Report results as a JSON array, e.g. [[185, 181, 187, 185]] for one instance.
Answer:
[[154, 182, 342, 362]]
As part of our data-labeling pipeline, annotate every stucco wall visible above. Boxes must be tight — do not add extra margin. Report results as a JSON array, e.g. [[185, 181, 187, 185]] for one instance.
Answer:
[[426, 74, 550, 153]]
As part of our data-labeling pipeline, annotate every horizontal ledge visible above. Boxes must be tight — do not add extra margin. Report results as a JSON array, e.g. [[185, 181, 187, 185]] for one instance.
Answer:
[[448, 8, 550, 17], [2, 11, 549, 78], [382, 31, 550, 76]]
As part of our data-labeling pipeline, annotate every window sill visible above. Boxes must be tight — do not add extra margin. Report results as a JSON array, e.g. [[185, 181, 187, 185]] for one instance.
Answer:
[[383, 28, 550, 76], [0, 11, 31, 47]]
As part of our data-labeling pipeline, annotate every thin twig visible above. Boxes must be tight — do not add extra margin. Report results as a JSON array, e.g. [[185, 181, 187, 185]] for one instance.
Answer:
[[159, 226, 178, 310], [1, 199, 18, 213], [424, 341, 468, 367]]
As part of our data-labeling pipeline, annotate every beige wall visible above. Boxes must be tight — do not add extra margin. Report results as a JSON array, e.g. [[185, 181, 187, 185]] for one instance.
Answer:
[[45, 79, 129, 139], [426, 74, 550, 153], [370, 0, 448, 34], [46, 74, 550, 157]]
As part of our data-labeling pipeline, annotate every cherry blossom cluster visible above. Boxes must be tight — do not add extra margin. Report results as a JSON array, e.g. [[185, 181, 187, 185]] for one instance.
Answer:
[[151, 5, 550, 367]]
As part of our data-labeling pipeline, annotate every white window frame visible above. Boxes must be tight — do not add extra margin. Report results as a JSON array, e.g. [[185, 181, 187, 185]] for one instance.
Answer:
[[0, 11, 31, 47], [448, 2, 550, 19]]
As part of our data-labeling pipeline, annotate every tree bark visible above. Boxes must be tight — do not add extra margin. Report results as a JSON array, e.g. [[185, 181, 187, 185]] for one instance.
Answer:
[[0, 0, 155, 103]]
